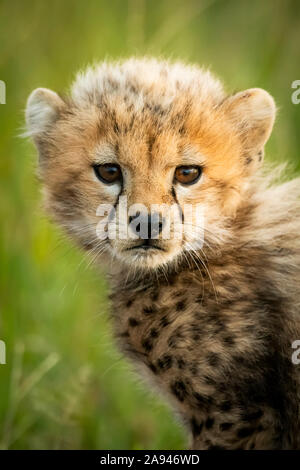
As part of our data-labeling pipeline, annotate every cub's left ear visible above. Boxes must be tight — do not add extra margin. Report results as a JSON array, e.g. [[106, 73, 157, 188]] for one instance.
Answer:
[[222, 88, 276, 170], [25, 87, 66, 141]]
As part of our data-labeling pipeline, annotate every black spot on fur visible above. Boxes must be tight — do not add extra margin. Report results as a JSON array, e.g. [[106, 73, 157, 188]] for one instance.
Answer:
[[220, 422, 233, 431], [233, 354, 248, 367], [191, 417, 203, 436], [193, 392, 213, 409], [143, 306, 156, 315], [237, 427, 255, 438], [175, 300, 186, 311], [205, 417, 214, 429], [126, 299, 133, 308], [141, 338, 153, 352], [175, 290, 186, 298], [157, 355, 173, 371], [189, 362, 198, 375], [203, 375, 217, 386], [129, 84, 138, 95], [207, 352, 221, 367], [148, 362, 158, 374], [119, 331, 130, 338], [150, 328, 159, 338], [241, 409, 263, 422], [219, 400, 232, 412], [147, 135, 155, 156], [170, 380, 188, 402], [128, 317, 139, 327], [160, 315, 170, 327], [176, 357, 186, 369], [223, 335, 235, 347], [205, 311, 226, 334], [150, 291, 159, 302]]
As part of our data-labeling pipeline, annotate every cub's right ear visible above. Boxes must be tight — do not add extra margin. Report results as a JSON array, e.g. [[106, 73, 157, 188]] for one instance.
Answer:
[[25, 88, 65, 141]]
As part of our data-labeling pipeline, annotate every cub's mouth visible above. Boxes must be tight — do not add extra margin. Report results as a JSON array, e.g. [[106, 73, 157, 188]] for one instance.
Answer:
[[116, 237, 182, 270], [102, 207, 189, 268], [125, 241, 166, 252]]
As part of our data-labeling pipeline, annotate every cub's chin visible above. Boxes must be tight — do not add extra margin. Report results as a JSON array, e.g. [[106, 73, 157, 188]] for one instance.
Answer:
[[110, 241, 182, 271]]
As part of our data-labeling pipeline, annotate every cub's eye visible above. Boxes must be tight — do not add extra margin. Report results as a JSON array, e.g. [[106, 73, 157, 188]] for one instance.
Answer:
[[93, 163, 122, 184], [174, 165, 202, 185]]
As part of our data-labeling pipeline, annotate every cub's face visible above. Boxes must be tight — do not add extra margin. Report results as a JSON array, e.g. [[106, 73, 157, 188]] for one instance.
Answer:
[[26, 60, 275, 270]]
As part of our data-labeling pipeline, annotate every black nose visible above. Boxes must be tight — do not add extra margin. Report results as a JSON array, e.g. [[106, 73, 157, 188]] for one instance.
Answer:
[[128, 212, 165, 239]]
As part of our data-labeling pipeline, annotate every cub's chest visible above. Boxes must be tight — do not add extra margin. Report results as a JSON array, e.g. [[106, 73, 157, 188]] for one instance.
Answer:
[[109, 271, 256, 383], [111, 279, 197, 365], [110, 274, 226, 375]]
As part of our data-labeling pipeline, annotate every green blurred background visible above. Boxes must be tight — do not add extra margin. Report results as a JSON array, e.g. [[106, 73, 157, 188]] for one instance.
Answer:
[[0, 0, 299, 449]]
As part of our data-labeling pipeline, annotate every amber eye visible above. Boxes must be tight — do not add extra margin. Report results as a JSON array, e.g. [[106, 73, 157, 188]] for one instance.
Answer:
[[174, 165, 202, 185], [93, 163, 122, 184]]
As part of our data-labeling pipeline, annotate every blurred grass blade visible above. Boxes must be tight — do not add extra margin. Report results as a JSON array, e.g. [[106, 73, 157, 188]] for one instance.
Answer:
[[17, 352, 60, 404]]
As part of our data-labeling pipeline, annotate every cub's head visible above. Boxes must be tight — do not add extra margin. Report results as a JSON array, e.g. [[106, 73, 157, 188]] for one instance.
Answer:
[[26, 58, 275, 270]]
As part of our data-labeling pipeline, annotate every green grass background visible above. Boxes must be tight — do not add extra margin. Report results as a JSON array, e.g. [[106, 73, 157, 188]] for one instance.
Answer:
[[0, 0, 299, 449]]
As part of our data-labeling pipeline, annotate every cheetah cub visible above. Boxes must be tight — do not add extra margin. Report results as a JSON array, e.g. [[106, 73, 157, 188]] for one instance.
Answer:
[[26, 58, 300, 450]]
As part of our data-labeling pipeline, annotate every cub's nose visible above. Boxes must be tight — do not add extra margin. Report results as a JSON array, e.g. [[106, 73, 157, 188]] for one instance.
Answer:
[[128, 212, 165, 239]]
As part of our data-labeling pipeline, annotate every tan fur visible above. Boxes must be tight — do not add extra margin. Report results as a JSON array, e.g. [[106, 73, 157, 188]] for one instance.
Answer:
[[26, 58, 300, 449]]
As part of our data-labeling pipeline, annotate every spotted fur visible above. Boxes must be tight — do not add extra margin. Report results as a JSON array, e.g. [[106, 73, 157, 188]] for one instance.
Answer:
[[26, 58, 300, 449]]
